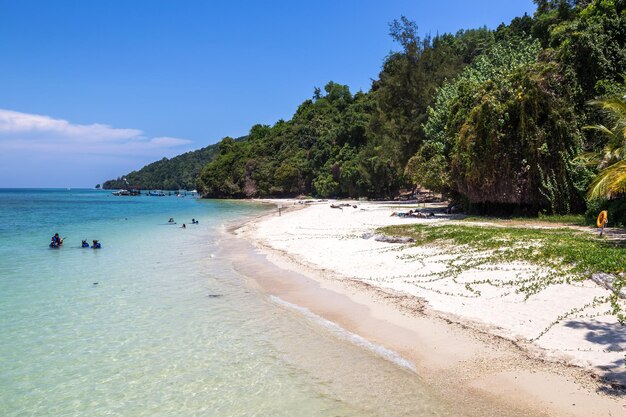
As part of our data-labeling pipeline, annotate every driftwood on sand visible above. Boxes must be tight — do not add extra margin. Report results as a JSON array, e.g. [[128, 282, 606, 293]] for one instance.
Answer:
[[330, 203, 358, 210], [590, 272, 626, 299]]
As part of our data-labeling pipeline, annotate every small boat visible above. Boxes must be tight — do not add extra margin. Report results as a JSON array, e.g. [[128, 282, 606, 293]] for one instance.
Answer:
[[112, 189, 140, 196], [148, 190, 166, 197]]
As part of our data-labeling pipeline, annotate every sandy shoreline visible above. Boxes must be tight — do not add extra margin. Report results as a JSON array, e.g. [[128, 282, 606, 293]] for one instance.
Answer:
[[229, 199, 625, 416]]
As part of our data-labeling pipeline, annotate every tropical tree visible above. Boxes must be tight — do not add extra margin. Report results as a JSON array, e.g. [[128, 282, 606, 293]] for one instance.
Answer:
[[584, 91, 626, 199], [404, 141, 451, 195]]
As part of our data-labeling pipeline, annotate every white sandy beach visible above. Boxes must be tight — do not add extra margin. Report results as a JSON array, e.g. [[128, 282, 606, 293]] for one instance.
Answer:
[[234, 199, 626, 416]]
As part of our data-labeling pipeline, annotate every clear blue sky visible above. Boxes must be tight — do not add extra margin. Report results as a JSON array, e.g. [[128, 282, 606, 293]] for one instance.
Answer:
[[0, 0, 536, 188]]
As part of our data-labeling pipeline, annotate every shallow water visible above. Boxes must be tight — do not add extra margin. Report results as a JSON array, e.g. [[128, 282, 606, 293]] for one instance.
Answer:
[[0, 189, 455, 416]]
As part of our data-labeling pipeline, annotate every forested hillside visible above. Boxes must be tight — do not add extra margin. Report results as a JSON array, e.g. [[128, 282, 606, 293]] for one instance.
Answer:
[[196, 0, 626, 221], [102, 142, 222, 190], [105, 1, 625, 221]]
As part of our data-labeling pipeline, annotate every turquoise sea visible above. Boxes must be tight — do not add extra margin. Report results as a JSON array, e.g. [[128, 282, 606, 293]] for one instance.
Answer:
[[0, 189, 454, 417]]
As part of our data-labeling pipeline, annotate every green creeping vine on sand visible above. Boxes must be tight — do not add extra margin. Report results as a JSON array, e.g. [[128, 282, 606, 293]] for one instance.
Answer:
[[460, 214, 588, 226], [378, 224, 626, 328]]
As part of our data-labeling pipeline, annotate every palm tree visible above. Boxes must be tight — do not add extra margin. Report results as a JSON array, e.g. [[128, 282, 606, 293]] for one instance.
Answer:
[[584, 93, 626, 199]]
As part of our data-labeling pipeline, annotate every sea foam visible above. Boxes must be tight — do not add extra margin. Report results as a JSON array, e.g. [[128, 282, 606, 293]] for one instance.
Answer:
[[270, 295, 416, 372]]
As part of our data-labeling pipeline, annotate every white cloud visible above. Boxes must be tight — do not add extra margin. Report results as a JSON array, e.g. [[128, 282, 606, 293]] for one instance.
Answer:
[[149, 136, 192, 147], [0, 108, 192, 155], [0, 109, 142, 141]]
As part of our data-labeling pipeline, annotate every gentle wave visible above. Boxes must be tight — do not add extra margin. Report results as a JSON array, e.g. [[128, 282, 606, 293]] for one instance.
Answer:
[[269, 295, 416, 372]]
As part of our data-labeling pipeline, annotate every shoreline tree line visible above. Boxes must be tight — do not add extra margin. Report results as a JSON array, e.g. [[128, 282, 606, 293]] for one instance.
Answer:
[[106, 1, 626, 224]]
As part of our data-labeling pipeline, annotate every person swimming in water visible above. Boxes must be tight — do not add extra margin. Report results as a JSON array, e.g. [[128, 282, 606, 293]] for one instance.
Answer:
[[168, 218, 175, 223], [91, 240, 101, 249], [181, 223, 186, 229], [50, 233, 63, 247], [81, 240, 90, 248]]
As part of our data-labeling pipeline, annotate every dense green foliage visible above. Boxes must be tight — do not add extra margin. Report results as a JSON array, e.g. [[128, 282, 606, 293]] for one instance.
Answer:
[[415, 0, 625, 214], [194, 0, 625, 215], [368, 20, 496, 180], [586, 196, 626, 226], [197, 27, 502, 199], [103, 142, 222, 190], [107, 1, 626, 221], [451, 58, 585, 213], [198, 83, 390, 198]]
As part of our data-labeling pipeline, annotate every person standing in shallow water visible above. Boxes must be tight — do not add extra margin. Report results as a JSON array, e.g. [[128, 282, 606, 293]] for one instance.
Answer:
[[51, 233, 62, 246]]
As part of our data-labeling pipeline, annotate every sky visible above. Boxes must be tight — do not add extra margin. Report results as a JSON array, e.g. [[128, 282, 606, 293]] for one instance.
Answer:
[[0, 0, 537, 188]]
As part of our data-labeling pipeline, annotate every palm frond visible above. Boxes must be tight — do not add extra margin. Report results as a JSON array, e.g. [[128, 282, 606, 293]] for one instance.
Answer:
[[582, 124, 615, 137], [586, 92, 626, 199], [589, 97, 626, 120], [574, 151, 602, 167], [587, 160, 626, 200]]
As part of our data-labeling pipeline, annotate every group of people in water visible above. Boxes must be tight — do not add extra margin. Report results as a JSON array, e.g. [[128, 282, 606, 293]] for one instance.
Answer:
[[50, 217, 200, 248], [168, 218, 199, 229], [50, 233, 101, 249]]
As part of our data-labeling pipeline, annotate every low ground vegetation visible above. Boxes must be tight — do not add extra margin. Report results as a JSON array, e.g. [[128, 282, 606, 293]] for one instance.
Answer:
[[380, 223, 625, 322]]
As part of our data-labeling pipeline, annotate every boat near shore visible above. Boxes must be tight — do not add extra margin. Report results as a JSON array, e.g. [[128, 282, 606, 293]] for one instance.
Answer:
[[111, 189, 140, 196]]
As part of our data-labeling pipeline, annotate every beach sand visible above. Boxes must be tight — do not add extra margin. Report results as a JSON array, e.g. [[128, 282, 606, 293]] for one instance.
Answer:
[[231, 200, 625, 416]]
